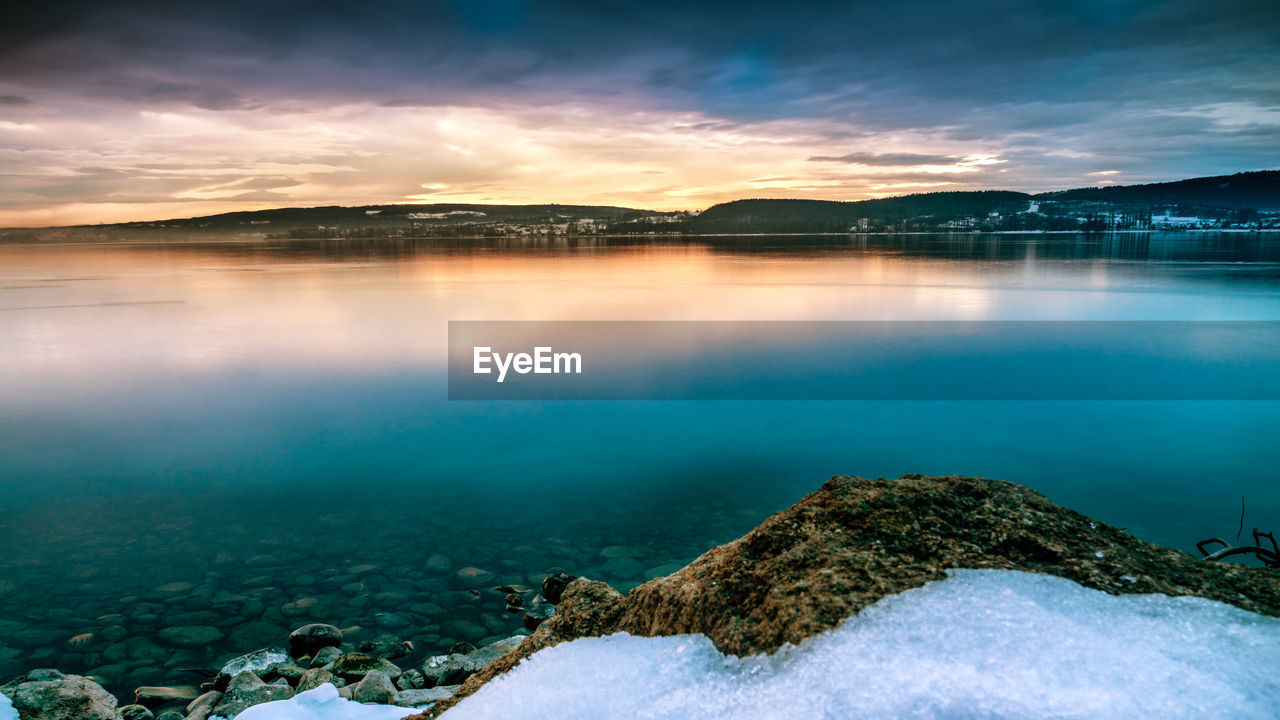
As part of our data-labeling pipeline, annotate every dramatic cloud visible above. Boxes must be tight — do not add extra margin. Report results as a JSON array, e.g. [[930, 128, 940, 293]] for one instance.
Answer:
[[0, 0, 1277, 225]]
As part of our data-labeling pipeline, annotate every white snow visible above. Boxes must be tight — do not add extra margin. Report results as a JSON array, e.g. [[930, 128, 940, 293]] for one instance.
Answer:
[[225, 684, 418, 720], [0, 692, 16, 720], [442, 569, 1280, 719]]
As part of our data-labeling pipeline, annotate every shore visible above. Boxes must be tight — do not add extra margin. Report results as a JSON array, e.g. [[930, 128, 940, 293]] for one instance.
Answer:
[[4, 474, 1278, 719]]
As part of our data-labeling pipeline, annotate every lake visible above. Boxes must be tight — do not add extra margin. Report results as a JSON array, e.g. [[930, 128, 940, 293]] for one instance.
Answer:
[[1, 232, 1279, 698]]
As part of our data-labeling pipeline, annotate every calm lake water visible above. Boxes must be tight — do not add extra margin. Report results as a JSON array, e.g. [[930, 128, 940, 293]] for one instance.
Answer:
[[2, 232, 1279, 697]]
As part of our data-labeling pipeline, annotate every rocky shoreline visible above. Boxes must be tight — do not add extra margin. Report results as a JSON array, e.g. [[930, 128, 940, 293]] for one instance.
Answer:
[[4, 474, 1279, 719]]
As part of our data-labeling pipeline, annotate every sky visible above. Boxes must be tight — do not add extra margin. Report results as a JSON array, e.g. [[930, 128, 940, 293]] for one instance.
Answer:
[[1, 0, 1278, 226]]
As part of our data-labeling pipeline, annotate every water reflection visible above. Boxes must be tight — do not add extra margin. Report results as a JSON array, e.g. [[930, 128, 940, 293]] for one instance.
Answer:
[[1, 233, 1278, 696]]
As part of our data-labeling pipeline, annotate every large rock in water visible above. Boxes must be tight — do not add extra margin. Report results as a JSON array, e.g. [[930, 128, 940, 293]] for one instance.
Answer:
[[405, 474, 1280, 718], [287, 623, 342, 657], [1, 669, 118, 720], [212, 648, 299, 690], [419, 637, 525, 688], [210, 672, 293, 719]]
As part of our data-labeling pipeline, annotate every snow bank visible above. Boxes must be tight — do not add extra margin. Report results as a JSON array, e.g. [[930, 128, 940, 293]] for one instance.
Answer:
[[0, 692, 15, 720], [226, 684, 418, 720], [443, 569, 1280, 719]]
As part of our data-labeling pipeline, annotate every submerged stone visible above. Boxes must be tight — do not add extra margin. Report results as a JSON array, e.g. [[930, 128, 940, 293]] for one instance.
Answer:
[[1, 669, 117, 720], [330, 653, 402, 682], [213, 649, 296, 691], [211, 672, 293, 719], [287, 624, 342, 657]]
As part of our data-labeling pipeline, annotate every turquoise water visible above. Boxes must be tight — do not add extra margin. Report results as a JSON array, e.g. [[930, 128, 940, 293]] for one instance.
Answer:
[[1, 232, 1278, 697]]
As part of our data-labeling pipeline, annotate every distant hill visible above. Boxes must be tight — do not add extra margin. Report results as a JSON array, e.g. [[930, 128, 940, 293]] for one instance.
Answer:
[[683, 171, 1279, 233], [690, 192, 1031, 233], [117, 202, 655, 230], [1039, 171, 1280, 210], [2, 170, 1276, 240]]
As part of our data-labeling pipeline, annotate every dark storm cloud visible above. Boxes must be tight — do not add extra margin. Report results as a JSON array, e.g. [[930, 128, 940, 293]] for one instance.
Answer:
[[1, 0, 1278, 223], [4, 1, 1277, 118]]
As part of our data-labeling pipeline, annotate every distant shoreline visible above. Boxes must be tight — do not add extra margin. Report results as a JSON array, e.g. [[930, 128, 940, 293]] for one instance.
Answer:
[[3, 228, 1279, 246]]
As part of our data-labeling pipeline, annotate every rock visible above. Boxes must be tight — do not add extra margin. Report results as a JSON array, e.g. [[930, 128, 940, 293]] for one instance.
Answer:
[[600, 544, 644, 559], [184, 690, 221, 719], [402, 474, 1280, 719], [133, 686, 200, 708], [440, 620, 484, 640], [155, 712, 184, 720], [1, 669, 117, 720], [357, 639, 411, 660], [156, 626, 223, 648], [154, 581, 197, 593], [117, 704, 154, 720], [161, 611, 220, 627], [273, 662, 306, 685], [424, 555, 452, 574], [419, 636, 524, 688], [329, 652, 402, 682], [164, 649, 203, 669], [210, 672, 292, 718], [351, 670, 398, 704], [287, 623, 342, 657], [522, 604, 554, 631], [540, 573, 578, 604], [279, 598, 320, 618], [82, 663, 127, 687], [295, 668, 343, 692], [0, 659, 23, 682], [396, 669, 425, 691], [5, 629, 62, 650], [212, 648, 297, 690], [601, 556, 645, 579], [228, 620, 286, 649], [309, 646, 342, 668], [452, 567, 496, 587], [393, 687, 455, 708], [66, 632, 94, 649]]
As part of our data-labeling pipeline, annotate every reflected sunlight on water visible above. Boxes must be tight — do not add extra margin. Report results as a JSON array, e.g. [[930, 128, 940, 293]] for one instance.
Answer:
[[1, 232, 1279, 697]]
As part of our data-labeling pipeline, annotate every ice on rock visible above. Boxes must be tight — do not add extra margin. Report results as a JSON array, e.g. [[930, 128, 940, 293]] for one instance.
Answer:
[[443, 569, 1280, 719], [223, 684, 418, 720], [0, 692, 16, 720]]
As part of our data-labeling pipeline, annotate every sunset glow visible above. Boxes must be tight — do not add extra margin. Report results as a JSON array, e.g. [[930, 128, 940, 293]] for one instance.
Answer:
[[1, 1, 1277, 226]]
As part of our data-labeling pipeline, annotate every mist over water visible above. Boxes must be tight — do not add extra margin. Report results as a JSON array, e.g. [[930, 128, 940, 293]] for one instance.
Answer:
[[1, 232, 1279, 697]]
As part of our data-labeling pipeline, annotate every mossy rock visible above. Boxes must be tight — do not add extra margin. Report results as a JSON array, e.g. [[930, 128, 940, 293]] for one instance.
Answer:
[[330, 652, 402, 682]]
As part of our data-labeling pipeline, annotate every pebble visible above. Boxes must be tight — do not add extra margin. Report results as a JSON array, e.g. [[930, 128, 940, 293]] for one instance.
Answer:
[[157, 625, 225, 648], [453, 567, 497, 587], [134, 685, 201, 708]]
